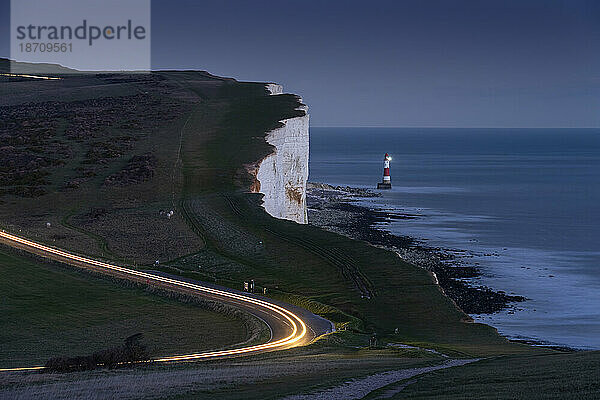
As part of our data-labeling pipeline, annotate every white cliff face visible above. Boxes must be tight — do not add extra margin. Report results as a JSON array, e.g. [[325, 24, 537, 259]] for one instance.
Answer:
[[254, 84, 309, 224], [265, 83, 283, 95]]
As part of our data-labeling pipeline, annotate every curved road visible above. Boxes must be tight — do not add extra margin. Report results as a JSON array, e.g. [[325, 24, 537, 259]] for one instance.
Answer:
[[0, 230, 334, 372]]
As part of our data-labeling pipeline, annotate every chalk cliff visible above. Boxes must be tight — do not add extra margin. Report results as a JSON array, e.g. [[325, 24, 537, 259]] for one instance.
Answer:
[[254, 84, 309, 224]]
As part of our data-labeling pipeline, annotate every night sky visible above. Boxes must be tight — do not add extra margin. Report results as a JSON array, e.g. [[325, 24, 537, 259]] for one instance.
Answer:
[[1, 0, 598, 127]]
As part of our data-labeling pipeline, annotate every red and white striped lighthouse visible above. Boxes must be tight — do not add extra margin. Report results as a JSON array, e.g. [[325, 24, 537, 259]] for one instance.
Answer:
[[377, 153, 392, 189]]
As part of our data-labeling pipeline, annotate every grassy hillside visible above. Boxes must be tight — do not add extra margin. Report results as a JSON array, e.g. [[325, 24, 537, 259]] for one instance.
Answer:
[[391, 351, 600, 399], [0, 250, 255, 368]]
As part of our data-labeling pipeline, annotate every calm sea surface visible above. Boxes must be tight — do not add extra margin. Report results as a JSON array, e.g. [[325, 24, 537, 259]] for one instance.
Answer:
[[309, 128, 600, 349]]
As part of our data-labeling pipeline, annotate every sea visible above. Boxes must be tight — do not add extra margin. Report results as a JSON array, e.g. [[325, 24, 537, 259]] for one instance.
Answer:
[[308, 127, 600, 350]]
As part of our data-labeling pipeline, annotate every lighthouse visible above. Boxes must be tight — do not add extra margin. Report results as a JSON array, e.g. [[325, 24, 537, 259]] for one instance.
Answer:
[[377, 153, 392, 189]]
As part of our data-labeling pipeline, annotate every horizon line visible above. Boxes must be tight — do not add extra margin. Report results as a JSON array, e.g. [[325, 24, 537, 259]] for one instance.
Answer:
[[309, 126, 600, 129]]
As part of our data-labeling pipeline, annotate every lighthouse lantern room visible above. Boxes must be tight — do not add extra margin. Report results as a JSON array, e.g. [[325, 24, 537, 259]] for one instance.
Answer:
[[377, 153, 392, 189]]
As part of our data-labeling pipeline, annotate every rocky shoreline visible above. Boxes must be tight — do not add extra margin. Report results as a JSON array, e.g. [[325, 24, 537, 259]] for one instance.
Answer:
[[307, 182, 526, 315]]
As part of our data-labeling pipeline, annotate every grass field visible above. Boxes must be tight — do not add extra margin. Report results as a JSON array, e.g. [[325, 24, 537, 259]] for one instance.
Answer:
[[389, 351, 600, 399], [0, 249, 253, 369]]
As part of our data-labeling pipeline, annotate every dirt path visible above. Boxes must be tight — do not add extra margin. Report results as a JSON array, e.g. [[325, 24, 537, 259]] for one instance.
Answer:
[[282, 359, 478, 400]]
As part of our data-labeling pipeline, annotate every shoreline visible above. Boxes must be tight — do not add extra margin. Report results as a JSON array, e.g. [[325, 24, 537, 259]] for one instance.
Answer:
[[306, 182, 526, 316], [307, 182, 583, 352]]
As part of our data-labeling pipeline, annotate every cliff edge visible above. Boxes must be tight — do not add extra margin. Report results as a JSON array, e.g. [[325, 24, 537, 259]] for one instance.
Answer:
[[253, 84, 310, 224]]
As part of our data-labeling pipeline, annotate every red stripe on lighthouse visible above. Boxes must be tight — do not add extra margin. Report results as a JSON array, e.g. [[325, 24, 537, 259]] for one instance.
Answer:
[[377, 154, 392, 189], [383, 153, 391, 182]]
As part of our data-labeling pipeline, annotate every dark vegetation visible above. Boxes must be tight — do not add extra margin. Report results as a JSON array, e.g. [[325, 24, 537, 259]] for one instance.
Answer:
[[0, 88, 182, 195], [0, 69, 204, 263], [44, 333, 150, 373], [104, 153, 156, 186]]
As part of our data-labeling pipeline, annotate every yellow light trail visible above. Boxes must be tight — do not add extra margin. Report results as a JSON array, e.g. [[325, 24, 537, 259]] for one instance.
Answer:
[[0, 230, 307, 372]]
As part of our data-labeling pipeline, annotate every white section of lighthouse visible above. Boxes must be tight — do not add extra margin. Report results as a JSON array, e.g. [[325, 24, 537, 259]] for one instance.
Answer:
[[377, 153, 392, 189]]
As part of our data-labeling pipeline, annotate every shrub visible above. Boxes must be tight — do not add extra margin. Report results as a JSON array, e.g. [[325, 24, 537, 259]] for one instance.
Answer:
[[44, 333, 150, 373]]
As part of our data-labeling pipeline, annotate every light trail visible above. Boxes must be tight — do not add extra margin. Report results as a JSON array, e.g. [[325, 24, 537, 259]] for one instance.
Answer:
[[0, 73, 62, 80], [0, 230, 308, 372]]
